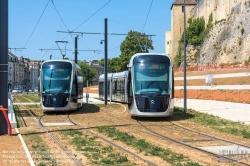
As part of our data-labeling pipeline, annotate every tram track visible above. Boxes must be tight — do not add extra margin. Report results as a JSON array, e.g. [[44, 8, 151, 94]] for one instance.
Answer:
[[136, 118, 250, 166], [167, 119, 250, 150], [78, 103, 250, 165], [66, 113, 158, 166], [18, 103, 83, 166], [26, 104, 157, 166], [16, 101, 250, 165]]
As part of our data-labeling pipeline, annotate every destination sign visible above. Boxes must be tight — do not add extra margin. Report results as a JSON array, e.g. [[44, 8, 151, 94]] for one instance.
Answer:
[[44, 68, 69, 73], [138, 64, 165, 70]]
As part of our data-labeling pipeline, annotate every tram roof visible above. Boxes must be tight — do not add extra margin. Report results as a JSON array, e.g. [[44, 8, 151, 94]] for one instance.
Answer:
[[128, 53, 172, 68], [99, 73, 114, 79], [112, 71, 128, 78], [41, 59, 80, 68]]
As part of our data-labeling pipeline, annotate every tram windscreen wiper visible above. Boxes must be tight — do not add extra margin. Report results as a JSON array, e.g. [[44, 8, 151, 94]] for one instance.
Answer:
[[55, 89, 61, 96], [146, 80, 157, 89], [55, 82, 68, 95], [153, 88, 163, 97]]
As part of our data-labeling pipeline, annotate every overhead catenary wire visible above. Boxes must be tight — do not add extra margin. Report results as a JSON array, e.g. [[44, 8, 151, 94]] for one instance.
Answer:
[[85, 45, 120, 61], [51, 0, 69, 31], [73, 0, 111, 31], [39, 0, 111, 61], [109, 19, 139, 31], [23, 0, 51, 49], [51, 0, 74, 44], [142, 0, 153, 33]]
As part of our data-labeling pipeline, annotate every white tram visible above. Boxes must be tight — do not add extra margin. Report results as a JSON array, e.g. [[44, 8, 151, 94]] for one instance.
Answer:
[[127, 53, 174, 117], [40, 60, 83, 111], [98, 53, 174, 117]]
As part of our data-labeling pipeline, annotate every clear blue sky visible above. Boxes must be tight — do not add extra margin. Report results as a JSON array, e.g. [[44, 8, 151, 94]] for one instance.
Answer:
[[9, 0, 173, 62]]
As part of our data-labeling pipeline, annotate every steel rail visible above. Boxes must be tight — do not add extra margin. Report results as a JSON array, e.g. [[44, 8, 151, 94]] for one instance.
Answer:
[[137, 118, 250, 166], [20, 103, 82, 166], [168, 120, 250, 149], [67, 114, 158, 166], [38, 115, 82, 166]]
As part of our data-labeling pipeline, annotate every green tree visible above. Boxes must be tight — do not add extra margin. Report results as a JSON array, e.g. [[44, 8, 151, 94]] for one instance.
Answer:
[[119, 30, 154, 71], [78, 61, 97, 86], [91, 60, 99, 64], [180, 17, 205, 46], [108, 57, 122, 73], [98, 58, 105, 67]]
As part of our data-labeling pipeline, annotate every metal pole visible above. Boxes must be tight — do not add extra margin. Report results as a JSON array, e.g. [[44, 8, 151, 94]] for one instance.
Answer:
[[104, 18, 108, 105], [0, 0, 8, 135], [110, 80, 112, 104], [183, 0, 187, 113], [75, 36, 78, 64], [86, 80, 88, 104]]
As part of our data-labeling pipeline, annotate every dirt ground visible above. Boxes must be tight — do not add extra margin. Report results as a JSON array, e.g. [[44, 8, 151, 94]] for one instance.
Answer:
[[0, 130, 30, 166]]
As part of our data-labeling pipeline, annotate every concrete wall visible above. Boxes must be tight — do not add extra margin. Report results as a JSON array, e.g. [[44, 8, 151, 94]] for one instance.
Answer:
[[191, 0, 247, 25], [167, 0, 249, 62], [169, 5, 195, 60]]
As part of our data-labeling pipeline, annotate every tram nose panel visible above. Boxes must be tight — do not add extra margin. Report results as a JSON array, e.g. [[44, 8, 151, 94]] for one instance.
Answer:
[[42, 94, 69, 107], [135, 96, 170, 112]]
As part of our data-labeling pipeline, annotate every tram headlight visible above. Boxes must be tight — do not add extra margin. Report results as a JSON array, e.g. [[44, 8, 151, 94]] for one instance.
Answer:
[[66, 97, 68, 101], [42, 97, 44, 101]]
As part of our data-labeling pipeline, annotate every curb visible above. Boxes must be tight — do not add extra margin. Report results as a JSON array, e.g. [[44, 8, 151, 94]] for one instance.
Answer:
[[15, 128, 35, 166]]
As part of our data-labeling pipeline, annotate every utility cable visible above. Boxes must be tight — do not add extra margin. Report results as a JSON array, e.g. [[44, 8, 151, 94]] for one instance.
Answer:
[[51, 0, 74, 52], [73, 0, 111, 31], [51, 0, 69, 31], [23, 0, 51, 48], [39, 0, 111, 61], [109, 19, 138, 31], [142, 0, 153, 33], [85, 45, 119, 61]]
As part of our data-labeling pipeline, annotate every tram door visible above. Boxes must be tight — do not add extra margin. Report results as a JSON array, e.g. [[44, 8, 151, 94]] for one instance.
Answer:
[[99, 81, 104, 99], [127, 71, 133, 108], [112, 79, 117, 101], [116, 79, 121, 101]]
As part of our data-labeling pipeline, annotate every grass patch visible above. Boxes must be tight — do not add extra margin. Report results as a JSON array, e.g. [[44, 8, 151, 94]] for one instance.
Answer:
[[97, 126, 201, 165], [12, 93, 40, 103], [13, 105, 26, 127], [27, 108, 44, 117], [24, 134, 56, 165], [60, 129, 134, 165], [25, 104, 40, 108], [173, 107, 250, 139]]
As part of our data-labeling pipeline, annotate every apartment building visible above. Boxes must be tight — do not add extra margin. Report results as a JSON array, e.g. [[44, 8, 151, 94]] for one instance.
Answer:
[[8, 50, 40, 91]]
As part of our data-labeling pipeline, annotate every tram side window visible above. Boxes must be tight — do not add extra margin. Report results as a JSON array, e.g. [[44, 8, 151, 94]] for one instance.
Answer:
[[99, 82, 104, 96], [113, 79, 116, 95], [72, 75, 77, 96], [120, 78, 125, 100], [77, 76, 83, 96], [117, 79, 121, 95]]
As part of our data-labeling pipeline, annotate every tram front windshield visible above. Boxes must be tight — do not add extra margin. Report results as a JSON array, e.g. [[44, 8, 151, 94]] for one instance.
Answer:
[[42, 67, 72, 94], [133, 63, 171, 96]]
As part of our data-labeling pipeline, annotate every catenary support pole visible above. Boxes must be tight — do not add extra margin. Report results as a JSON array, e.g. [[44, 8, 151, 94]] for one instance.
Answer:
[[104, 18, 108, 105], [75, 36, 78, 64], [0, 0, 8, 135], [183, 0, 187, 113]]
